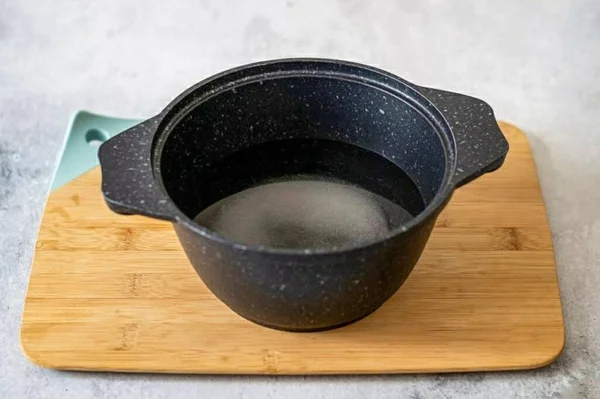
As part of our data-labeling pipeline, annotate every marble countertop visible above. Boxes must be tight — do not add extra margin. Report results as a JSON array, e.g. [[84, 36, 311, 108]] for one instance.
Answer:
[[1, 1, 599, 397]]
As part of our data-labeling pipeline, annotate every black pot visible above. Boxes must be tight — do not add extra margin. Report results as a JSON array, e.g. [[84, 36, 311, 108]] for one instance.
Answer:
[[98, 59, 508, 332]]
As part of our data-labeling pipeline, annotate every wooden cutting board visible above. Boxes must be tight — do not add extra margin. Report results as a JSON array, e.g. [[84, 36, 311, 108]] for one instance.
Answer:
[[21, 122, 564, 374]]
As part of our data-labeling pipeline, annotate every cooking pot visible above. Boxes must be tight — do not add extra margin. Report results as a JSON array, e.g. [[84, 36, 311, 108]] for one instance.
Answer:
[[98, 59, 508, 332]]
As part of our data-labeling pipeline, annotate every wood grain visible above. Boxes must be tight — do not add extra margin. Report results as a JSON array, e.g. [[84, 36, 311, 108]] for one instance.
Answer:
[[20, 122, 564, 374]]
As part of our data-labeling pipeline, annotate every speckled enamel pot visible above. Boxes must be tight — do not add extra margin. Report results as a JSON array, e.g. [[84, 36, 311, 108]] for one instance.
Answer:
[[98, 59, 508, 332]]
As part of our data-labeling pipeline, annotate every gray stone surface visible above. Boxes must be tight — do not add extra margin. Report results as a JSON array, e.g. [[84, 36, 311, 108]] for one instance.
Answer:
[[0, 0, 598, 397]]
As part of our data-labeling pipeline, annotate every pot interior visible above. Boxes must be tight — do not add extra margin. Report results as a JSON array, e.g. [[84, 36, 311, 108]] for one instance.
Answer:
[[158, 76, 447, 247]]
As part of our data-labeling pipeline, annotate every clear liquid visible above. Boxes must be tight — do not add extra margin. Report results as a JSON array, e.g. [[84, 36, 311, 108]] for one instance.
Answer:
[[191, 138, 424, 250], [194, 177, 414, 250]]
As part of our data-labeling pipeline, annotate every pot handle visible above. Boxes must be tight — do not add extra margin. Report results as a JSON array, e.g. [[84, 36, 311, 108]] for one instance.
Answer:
[[414, 86, 509, 187], [98, 116, 178, 221]]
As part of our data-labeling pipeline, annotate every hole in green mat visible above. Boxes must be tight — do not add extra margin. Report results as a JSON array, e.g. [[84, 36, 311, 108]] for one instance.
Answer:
[[85, 128, 110, 148]]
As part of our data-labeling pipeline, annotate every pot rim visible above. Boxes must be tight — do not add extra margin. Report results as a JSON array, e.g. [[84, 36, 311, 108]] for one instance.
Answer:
[[150, 58, 458, 255]]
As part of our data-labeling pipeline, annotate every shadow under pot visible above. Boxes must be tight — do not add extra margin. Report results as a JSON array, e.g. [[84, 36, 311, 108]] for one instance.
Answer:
[[98, 59, 509, 332]]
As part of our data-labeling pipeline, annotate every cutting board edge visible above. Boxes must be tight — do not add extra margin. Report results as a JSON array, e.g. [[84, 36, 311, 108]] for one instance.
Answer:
[[18, 326, 565, 375]]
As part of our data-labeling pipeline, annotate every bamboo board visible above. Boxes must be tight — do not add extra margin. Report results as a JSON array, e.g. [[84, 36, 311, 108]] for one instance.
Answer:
[[20, 122, 564, 374]]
